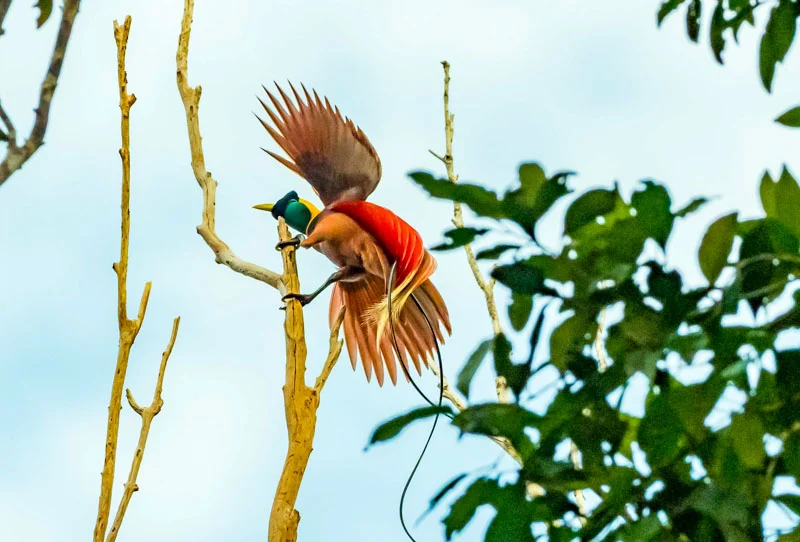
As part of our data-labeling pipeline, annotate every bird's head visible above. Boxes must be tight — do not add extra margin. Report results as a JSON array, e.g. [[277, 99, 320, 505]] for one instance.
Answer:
[[253, 190, 321, 233]]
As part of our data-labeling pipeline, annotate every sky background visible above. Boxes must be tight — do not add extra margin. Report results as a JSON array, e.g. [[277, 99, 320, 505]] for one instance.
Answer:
[[1, 1, 800, 541]]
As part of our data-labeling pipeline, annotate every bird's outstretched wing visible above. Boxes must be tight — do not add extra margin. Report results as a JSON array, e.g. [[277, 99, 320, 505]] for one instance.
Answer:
[[257, 82, 382, 205]]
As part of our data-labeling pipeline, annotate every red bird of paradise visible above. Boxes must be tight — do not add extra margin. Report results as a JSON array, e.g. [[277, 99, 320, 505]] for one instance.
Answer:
[[254, 83, 451, 386]]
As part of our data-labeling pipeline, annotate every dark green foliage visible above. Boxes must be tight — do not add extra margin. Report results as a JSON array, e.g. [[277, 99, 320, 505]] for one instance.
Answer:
[[658, 0, 800, 94], [375, 161, 800, 540], [36, 0, 53, 28], [776, 106, 800, 127], [457, 339, 493, 398], [431, 227, 489, 251], [760, 0, 797, 92], [698, 212, 737, 284], [368, 405, 453, 445]]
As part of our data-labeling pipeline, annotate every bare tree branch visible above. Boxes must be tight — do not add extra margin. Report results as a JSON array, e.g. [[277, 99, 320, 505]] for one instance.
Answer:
[[175, 0, 283, 291], [430, 61, 511, 404], [430, 62, 502, 337], [94, 16, 179, 541], [0, 101, 16, 148], [175, 3, 345, 539], [105, 316, 181, 542], [269, 219, 346, 542], [0, 0, 81, 187], [314, 306, 346, 394]]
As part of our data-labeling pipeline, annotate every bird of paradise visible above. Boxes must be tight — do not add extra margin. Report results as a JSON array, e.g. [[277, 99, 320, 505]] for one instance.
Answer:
[[254, 83, 451, 387]]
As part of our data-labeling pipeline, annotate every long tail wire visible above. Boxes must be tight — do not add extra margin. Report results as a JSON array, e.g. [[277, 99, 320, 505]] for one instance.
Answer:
[[386, 263, 446, 542]]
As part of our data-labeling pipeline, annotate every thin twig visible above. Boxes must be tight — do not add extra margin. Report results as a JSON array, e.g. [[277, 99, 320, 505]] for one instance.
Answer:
[[432, 62, 502, 335], [0, 101, 16, 149], [432, 61, 509, 404], [0, 0, 11, 37], [106, 317, 181, 542], [93, 17, 148, 541], [175, 0, 283, 291], [95, 17, 179, 541], [314, 306, 346, 394], [0, 0, 82, 187]]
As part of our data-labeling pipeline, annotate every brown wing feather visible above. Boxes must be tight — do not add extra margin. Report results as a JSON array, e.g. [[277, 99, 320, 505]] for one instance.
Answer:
[[257, 82, 382, 205]]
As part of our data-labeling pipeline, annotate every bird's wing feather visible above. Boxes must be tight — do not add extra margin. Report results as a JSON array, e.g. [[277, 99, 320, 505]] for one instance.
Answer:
[[257, 82, 381, 205]]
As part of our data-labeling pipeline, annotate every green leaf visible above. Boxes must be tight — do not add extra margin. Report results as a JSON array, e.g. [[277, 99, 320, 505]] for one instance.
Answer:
[[632, 180, 674, 248], [730, 411, 766, 469], [638, 393, 687, 468], [618, 516, 664, 541], [759, 0, 797, 92], [492, 333, 532, 399], [778, 528, 800, 541], [423, 473, 469, 519], [675, 196, 710, 218], [760, 167, 800, 237], [503, 164, 572, 238], [491, 261, 557, 296], [777, 349, 800, 410], [508, 293, 533, 331], [686, 485, 751, 528], [777, 494, 800, 516], [776, 106, 800, 127], [549, 312, 593, 371], [475, 244, 520, 260], [0, 128, 7, 142], [698, 212, 737, 285], [658, 0, 688, 26], [783, 432, 800, 478], [710, 2, 727, 63], [444, 478, 498, 539], [564, 187, 619, 236], [36, 0, 53, 28], [456, 339, 493, 399], [452, 403, 540, 457], [409, 171, 503, 218], [368, 405, 453, 445], [739, 218, 799, 311], [430, 227, 488, 251], [686, 0, 702, 43]]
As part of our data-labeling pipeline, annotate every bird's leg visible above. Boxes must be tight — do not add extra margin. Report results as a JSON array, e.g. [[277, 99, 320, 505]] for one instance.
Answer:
[[275, 233, 306, 251], [282, 267, 359, 307]]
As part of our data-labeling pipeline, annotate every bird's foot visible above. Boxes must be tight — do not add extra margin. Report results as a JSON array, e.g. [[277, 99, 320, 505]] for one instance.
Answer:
[[281, 292, 314, 307], [275, 234, 305, 251]]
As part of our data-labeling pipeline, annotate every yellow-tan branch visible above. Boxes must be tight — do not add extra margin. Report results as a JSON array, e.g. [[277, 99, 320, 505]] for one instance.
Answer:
[[94, 17, 180, 541], [106, 317, 181, 542], [269, 220, 345, 542], [176, 0, 283, 291], [175, 2, 345, 538]]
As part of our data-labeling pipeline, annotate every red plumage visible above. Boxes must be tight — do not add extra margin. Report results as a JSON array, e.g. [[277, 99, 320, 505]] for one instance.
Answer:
[[330, 200, 425, 285]]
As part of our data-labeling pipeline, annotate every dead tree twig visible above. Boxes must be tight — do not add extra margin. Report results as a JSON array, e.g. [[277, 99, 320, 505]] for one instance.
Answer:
[[0, 0, 82, 187], [93, 16, 180, 542]]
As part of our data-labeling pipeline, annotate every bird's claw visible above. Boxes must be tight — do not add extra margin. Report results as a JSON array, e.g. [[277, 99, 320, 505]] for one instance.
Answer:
[[275, 234, 305, 251], [282, 292, 313, 306]]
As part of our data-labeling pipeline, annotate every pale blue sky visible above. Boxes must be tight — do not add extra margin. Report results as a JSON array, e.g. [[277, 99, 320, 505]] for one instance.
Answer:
[[1, 1, 799, 541]]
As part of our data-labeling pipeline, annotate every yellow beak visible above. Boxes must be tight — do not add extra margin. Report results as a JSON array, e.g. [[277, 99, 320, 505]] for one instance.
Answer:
[[253, 203, 274, 212]]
